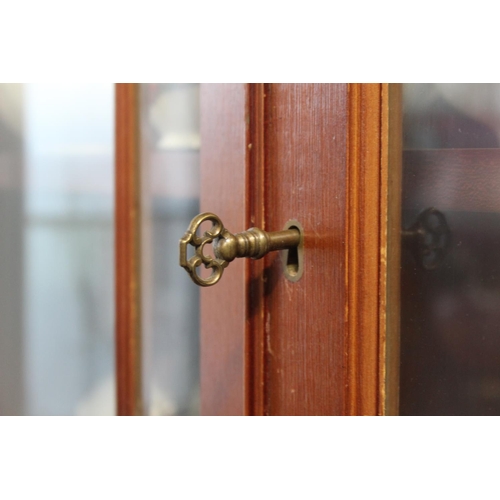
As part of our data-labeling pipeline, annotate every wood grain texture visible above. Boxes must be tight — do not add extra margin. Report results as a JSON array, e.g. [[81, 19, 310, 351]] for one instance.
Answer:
[[380, 84, 402, 415], [115, 83, 143, 416], [345, 84, 384, 415], [246, 84, 267, 415], [200, 84, 248, 415], [345, 84, 402, 416], [403, 149, 500, 213], [264, 84, 348, 415], [199, 83, 397, 415]]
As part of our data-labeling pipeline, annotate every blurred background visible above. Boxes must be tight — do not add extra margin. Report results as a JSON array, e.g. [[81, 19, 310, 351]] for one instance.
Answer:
[[401, 84, 500, 415], [0, 83, 200, 415]]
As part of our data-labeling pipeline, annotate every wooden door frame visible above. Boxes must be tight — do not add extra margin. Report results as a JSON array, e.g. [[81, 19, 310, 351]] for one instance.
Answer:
[[115, 83, 142, 416], [346, 84, 402, 415], [200, 83, 402, 415], [114, 83, 402, 416]]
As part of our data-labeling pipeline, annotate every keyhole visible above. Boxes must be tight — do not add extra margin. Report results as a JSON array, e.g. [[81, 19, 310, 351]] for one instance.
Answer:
[[282, 220, 304, 283]]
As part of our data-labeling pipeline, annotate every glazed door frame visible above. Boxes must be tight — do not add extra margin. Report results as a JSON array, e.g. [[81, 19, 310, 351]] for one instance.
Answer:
[[199, 83, 402, 416], [114, 83, 402, 416]]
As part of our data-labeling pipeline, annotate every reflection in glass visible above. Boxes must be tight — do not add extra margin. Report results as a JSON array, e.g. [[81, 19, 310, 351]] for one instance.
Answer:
[[0, 84, 115, 415], [140, 84, 200, 415], [401, 84, 500, 415]]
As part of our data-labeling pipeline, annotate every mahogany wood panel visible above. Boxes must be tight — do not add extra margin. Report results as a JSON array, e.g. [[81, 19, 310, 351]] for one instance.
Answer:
[[200, 83, 397, 415], [115, 83, 143, 416], [200, 84, 248, 415], [260, 83, 397, 415], [403, 149, 500, 212], [263, 84, 349, 415], [246, 84, 267, 416]]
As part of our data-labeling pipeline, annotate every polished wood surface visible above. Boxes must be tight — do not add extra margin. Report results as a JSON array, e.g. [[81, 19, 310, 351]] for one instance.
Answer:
[[346, 83, 384, 415], [200, 83, 397, 415], [115, 83, 143, 416], [246, 84, 267, 416], [263, 84, 348, 415], [200, 84, 248, 415]]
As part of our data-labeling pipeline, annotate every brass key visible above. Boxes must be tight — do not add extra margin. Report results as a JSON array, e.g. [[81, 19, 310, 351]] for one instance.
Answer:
[[179, 212, 302, 287]]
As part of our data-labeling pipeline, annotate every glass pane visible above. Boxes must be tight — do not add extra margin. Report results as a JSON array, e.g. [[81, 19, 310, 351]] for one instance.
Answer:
[[400, 84, 500, 415], [140, 83, 200, 415], [0, 83, 115, 415]]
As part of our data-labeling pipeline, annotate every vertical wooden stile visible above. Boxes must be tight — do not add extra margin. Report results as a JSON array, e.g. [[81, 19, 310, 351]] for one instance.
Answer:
[[115, 83, 142, 416]]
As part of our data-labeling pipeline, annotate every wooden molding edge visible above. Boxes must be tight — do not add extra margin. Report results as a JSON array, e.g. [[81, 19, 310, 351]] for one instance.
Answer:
[[246, 83, 267, 415], [345, 83, 384, 415], [200, 84, 248, 415], [380, 83, 402, 416], [345, 83, 402, 415], [115, 83, 143, 416]]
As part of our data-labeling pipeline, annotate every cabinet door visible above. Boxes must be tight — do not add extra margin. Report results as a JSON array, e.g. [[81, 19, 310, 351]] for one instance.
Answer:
[[199, 84, 401, 415], [116, 84, 201, 416]]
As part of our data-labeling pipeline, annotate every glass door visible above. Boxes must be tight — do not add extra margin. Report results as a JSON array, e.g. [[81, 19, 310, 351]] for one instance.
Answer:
[[400, 84, 500, 415], [0, 83, 115, 415], [139, 83, 200, 415]]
